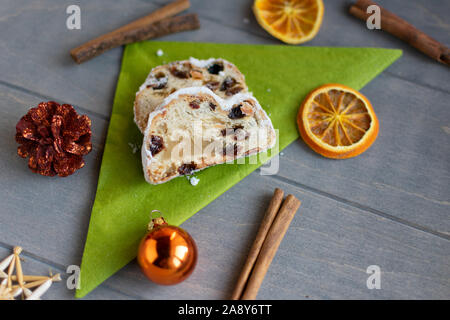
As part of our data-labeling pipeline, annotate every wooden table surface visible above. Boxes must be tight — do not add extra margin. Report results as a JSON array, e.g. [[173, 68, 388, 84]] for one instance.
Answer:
[[1, 0, 449, 300]]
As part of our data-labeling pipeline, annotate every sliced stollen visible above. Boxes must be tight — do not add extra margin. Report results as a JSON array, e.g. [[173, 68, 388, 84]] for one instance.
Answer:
[[142, 87, 276, 185], [134, 58, 248, 132]]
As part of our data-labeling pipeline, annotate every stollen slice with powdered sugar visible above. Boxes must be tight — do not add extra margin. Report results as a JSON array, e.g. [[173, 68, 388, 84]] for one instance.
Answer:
[[141, 87, 276, 184], [134, 57, 248, 132]]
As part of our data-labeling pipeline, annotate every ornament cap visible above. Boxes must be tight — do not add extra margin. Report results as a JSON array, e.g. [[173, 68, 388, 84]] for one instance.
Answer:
[[147, 210, 168, 231]]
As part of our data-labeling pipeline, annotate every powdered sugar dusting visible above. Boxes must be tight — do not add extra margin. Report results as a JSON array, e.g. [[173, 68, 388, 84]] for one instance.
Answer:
[[189, 176, 200, 186], [185, 175, 200, 186], [128, 142, 140, 154], [160, 87, 222, 108], [139, 75, 168, 92], [189, 57, 216, 68]]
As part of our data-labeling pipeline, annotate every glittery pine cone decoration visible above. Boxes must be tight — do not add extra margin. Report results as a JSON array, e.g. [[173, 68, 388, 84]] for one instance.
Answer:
[[15, 101, 92, 177]]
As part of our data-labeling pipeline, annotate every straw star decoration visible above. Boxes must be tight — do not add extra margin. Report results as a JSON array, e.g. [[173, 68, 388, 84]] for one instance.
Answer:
[[0, 246, 61, 300]]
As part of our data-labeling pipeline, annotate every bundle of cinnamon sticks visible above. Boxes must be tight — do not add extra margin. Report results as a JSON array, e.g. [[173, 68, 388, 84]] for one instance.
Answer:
[[231, 188, 301, 300], [70, 0, 199, 64]]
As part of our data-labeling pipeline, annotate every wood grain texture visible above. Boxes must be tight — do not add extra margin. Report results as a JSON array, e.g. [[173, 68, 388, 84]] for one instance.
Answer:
[[0, 0, 448, 117], [0, 0, 449, 299]]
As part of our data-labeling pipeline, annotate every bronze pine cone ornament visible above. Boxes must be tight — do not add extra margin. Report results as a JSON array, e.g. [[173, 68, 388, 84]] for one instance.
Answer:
[[15, 101, 92, 177]]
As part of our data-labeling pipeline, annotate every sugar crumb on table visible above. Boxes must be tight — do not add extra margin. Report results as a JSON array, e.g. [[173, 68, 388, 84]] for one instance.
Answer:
[[190, 176, 200, 186], [186, 175, 200, 186], [128, 142, 140, 154]]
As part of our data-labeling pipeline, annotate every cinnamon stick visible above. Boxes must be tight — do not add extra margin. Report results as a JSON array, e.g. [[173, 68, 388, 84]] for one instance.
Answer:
[[70, 0, 198, 63], [230, 188, 285, 300], [241, 194, 301, 300], [349, 0, 450, 66]]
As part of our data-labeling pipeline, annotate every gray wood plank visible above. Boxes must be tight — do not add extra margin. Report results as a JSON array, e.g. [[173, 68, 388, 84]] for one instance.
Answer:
[[92, 176, 450, 299], [2, 84, 448, 299], [0, 0, 447, 235], [0, 0, 273, 117], [273, 72, 450, 235], [0, 246, 132, 299], [1, 0, 449, 300], [0, 0, 448, 120]]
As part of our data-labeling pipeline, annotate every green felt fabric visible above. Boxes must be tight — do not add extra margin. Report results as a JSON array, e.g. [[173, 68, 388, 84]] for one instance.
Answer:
[[76, 41, 401, 298]]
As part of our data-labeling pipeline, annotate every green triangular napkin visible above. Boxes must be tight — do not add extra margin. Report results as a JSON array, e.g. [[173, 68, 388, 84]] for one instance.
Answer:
[[76, 42, 401, 298]]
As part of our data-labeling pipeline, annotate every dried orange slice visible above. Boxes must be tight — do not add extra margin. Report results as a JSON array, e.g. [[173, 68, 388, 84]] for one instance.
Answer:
[[297, 84, 379, 159], [253, 0, 324, 44]]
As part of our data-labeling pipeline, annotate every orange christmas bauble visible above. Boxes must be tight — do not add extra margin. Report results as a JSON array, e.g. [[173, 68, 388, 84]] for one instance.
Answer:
[[137, 223, 197, 285]]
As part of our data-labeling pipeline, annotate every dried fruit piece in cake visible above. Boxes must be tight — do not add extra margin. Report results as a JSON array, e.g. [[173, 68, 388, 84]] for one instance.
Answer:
[[142, 87, 276, 184], [134, 58, 248, 133]]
